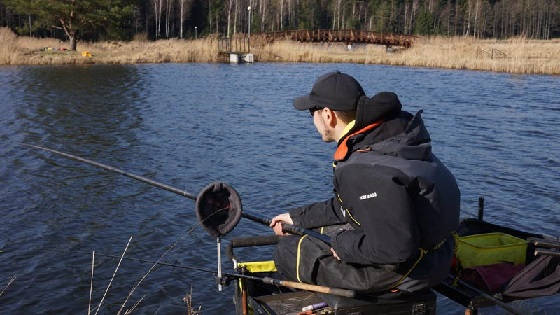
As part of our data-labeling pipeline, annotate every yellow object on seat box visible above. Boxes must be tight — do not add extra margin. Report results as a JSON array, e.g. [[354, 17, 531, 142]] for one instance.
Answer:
[[237, 260, 277, 273], [456, 232, 527, 268]]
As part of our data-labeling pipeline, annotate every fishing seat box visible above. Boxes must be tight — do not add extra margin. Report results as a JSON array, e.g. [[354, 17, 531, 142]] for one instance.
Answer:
[[228, 234, 436, 315], [249, 289, 436, 315]]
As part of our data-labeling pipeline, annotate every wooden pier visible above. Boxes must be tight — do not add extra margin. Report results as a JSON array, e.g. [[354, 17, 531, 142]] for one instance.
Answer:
[[264, 29, 415, 48], [217, 29, 415, 62], [218, 37, 253, 63]]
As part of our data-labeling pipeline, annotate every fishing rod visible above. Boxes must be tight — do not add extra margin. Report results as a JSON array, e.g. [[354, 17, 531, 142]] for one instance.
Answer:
[[453, 277, 522, 315], [22, 144, 330, 244], [528, 237, 560, 257], [93, 252, 354, 297], [528, 237, 560, 249], [241, 212, 331, 245], [23, 143, 334, 294]]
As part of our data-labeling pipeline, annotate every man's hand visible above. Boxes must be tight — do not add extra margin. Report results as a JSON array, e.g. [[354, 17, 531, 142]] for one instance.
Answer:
[[269, 213, 294, 236]]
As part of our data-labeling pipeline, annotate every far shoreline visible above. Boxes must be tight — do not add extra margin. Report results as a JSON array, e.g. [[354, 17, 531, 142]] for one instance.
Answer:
[[1, 28, 559, 75], [4, 59, 559, 80]]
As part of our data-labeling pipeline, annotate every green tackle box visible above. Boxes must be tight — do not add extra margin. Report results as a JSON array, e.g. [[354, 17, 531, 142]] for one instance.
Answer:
[[455, 232, 528, 268]]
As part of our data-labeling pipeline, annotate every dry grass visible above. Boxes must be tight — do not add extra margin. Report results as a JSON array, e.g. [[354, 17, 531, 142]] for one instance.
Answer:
[[183, 287, 201, 315], [0, 27, 219, 65], [0, 27, 19, 64], [253, 35, 560, 75], [1, 27, 559, 75]]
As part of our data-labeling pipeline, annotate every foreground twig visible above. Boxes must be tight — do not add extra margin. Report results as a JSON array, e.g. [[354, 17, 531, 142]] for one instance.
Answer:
[[117, 242, 177, 315], [183, 286, 201, 315], [93, 236, 132, 315], [124, 295, 145, 315], [117, 207, 227, 314], [0, 274, 16, 298], [88, 251, 95, 315]]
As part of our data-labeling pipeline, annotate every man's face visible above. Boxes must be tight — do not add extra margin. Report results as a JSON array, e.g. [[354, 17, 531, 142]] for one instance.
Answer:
[[312, 109, 336, 142]]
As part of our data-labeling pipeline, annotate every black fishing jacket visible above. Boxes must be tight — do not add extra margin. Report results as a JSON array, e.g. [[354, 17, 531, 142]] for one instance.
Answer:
[[289, 92, 460, 267]]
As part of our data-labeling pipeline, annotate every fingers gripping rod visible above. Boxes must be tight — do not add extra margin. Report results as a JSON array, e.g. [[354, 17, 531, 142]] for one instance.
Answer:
[[242, 213, 332, 246]]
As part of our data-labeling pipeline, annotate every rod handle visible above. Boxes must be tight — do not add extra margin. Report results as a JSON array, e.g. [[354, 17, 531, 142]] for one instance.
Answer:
[[241, 213, 332, 245], [241, 212, 270, 225], [262, 277, 355, 298], [282, 224, 332, 246]]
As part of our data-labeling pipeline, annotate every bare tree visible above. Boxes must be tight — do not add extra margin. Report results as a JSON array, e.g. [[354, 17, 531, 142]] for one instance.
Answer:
[[473, 0, 479, 37], [180, 0, 184, 38], [227, 0, 234, 37], [233, 0, 238, 34], [465, 0, 472, 35], [280, 0, 283, 30], [260, 0, 266, 32], [166, 0, 172, 38], [153, 0, 163, 38]]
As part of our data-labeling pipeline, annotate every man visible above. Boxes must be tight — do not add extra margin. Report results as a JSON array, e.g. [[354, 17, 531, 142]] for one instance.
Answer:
[[270, 71, 460, 293]]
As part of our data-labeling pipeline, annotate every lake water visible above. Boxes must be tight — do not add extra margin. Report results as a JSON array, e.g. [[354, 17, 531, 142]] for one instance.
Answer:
[[0, 63, 559, 314]]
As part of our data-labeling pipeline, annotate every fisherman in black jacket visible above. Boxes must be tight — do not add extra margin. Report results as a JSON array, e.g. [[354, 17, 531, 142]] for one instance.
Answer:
[[270, 71, 460, 293]]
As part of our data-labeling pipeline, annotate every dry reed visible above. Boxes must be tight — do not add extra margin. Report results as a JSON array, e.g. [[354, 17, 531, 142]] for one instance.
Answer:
[[253, 36, 560, 75], [0, 28, 18, 65], [93, 236, 132, 315], [183, 287, 201, 315], [88, 251, 95, 315], [117, 241, 180, 315], [0, 274, 16, 298], [123, 295, 145, 315], [1, 27, 558, 75], [0, 27, 219, 65]]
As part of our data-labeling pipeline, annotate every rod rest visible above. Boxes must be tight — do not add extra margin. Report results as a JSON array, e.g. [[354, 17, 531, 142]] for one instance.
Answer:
[[227, 234, 279, 261]]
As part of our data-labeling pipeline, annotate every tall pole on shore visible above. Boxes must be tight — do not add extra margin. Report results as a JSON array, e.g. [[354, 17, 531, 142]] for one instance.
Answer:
[[247, 6, 251, 52]]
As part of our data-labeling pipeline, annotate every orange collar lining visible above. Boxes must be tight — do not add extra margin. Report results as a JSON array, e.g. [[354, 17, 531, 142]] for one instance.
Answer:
[[334, 121, 382, 161]]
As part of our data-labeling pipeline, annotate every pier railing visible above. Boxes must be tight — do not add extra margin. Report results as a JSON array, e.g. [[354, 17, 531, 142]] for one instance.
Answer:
[[263, 29, 416, 48], [218, 36, 250, 54], [476, 47, 508, 59]]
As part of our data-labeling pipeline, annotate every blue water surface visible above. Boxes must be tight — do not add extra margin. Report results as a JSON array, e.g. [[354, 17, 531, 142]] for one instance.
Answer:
[[0, 63, 559, 314]]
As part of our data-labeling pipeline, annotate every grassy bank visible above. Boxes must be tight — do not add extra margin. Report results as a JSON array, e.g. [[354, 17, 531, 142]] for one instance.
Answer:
[[255, 36, 560, 75], [0, 28, 218, 65], [1, 27, 559, 75]]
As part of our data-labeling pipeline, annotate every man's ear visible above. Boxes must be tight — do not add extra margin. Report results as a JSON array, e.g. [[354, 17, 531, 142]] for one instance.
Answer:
[[325, 108, 337, 127]]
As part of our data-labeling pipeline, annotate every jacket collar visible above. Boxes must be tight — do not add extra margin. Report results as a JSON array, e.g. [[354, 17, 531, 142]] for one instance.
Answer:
[[334, 120, 383, 161], [336, 120, 356, 142]]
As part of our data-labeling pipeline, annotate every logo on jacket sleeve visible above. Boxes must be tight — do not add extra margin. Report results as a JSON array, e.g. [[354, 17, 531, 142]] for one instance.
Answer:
[[359, 192, 378, 200]]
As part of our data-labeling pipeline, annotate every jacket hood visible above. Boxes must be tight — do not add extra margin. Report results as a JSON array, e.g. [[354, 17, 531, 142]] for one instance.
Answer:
[[337, 92, 432, 161], [354, 92, 402, 130], [371, 110, 433, 161]]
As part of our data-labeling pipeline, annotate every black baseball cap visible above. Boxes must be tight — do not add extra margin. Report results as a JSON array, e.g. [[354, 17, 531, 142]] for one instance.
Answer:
[[293, 71, 365, 111]]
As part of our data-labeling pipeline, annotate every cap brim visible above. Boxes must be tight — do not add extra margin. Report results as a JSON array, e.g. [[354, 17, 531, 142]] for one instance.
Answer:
[[293, 95, 314, 110], [294, 94, 332, 111]]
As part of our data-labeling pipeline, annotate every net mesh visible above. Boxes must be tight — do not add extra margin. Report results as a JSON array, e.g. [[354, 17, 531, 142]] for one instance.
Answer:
[[195, 182, 242, 237]]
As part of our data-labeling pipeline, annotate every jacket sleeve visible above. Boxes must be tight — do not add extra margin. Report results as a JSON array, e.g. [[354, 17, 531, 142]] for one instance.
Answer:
[[331, 164, 420, 265], [289, 197, 346, 229]]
